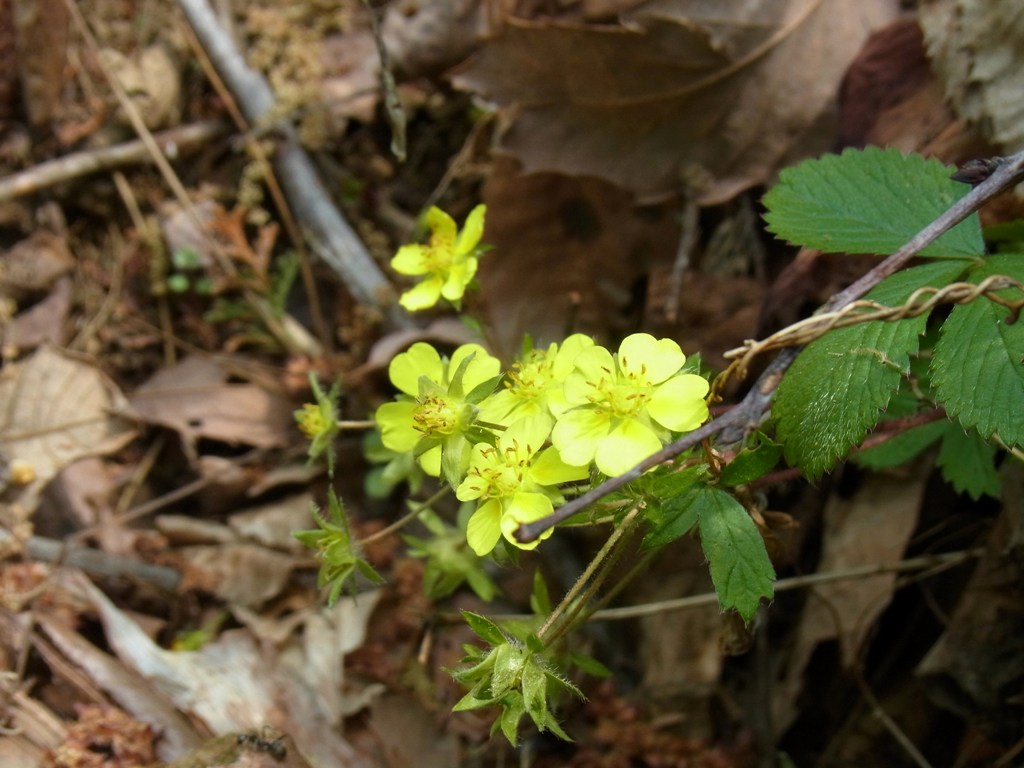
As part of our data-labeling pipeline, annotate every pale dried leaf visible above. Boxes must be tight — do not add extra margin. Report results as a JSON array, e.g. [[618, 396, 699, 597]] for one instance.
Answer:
[[177, 542, 299, 606], [228, 493, 313, 554], [0, 345, 136, 513], [71, 574, 375, 768], [129, 356, 294, 456], [453, 0, 898, 204], [100, 45, 182, 130], [920, 0, 1024, 153], [38, 614, 202, 763]]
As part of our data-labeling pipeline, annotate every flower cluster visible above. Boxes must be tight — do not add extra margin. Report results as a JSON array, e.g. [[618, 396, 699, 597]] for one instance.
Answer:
[[374, 333, 709, 556]]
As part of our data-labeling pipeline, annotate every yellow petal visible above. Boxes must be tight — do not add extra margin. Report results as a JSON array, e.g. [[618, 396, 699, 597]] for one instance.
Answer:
[[618, 333, 684, 384], [399, 277, 444, 311], [467, 499, 503, 556], [391, 244, 429, 275], [593, 418, 661, 476], [389, 342, 443, 394], [456, 204, 486, 255]]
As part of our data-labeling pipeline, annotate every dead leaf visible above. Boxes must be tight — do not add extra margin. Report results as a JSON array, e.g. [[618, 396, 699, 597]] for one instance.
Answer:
[[2, 275, 72, 352], [0, 345, 136, 515], [99, 45, 182, 130], [12, 0, 68, 126], [478, 157, 679, 357], [916, 461, 1024, 742], [38, 614, 203, 763], [453, 0, 898, 204], [773, 471, 925, 735], [0, 230, 75, 301], [176, 542, 299, 607], [128, 356, 294, 458], [67, 573, 377, 768], [228, 493, 313, 555], [921, 0, 1024, 154]]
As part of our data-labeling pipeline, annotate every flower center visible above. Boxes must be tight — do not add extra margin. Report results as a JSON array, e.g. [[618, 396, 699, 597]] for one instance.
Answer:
[[423, 233, 455, 272], [598, 379, 651, 418], [413, 394, 460, 436], [471, 442, 530, 497]]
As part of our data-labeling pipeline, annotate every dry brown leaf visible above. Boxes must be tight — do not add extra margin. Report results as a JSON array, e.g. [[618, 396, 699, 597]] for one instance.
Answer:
[[0, 345, 136, 515], [920, 0, 1024, 154], [478, 157, 679, 357], [12, 0, 68, 126], [773, 471, 925, 735], [0, 230, 75, 301], [128, 356, 294, 458], [3, 276, 72, 352], [453, 0, 898, 204]]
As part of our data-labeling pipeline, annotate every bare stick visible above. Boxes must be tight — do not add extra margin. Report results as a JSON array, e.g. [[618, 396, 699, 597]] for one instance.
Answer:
[[176, 0, 411, 328], [0, 122, 226, 202], [517, 149, 1024, 543]]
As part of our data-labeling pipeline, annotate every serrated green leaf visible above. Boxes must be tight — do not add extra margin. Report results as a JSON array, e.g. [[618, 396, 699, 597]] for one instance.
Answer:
[[763, 147, 983, 258], [932, 254, 1024, 449], [937, 424, 1002, 500], [720, 434, 783, 487], [693, 486, 775, 621], [776, 261, 970, 479], [642, 484, 700, 550], [853, 419, 946, 470], [462, 611, 507, 646]]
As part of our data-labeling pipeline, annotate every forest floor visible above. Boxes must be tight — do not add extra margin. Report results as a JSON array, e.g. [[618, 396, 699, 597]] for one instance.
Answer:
[[1, 1, 1022, 767]]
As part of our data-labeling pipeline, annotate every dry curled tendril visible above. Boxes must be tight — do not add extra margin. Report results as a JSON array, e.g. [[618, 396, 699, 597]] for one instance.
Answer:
[[718, 275, 1024, 390]]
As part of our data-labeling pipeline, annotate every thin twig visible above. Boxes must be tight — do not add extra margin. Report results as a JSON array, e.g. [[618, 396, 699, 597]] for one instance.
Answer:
[[176, 0, 411, 329], [516, 149, 1024, 543], [0, 121, 226, 202], [484, 549, 981, 624]]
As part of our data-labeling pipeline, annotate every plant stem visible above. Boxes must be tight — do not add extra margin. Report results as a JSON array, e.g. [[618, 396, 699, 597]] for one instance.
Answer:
[[359, 486, 450, 546], [537, 508, 640, 645]]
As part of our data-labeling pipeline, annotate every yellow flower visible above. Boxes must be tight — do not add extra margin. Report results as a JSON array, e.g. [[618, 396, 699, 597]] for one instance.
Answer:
[[552, 333, 709, 476], [375, 342, 501, 485], [456, 416, 588, 556], [478, 334, 595, 428], [392, 205, 486, 311]]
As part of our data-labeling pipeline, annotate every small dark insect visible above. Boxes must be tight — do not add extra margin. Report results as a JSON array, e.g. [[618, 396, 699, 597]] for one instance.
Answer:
[[237, 730, 287, 761], [950, 157, 1003, 186]]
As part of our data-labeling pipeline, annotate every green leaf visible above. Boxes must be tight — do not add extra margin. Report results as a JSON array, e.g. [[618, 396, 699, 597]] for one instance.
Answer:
[[775, 261, 970, 479], [763, 147, 983, 258], [720, 433, 783, 487], [937, 425, 1002, 500], [853, 419, 946, 470], [462, 611, 507, 646], [693, 486, 775, 621], [568, 651, 611, 678], [498, 695, 524, 745], [642, 485, 700, 550], [521, 659, 549, 728], [932, 253, 1024, 449]]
